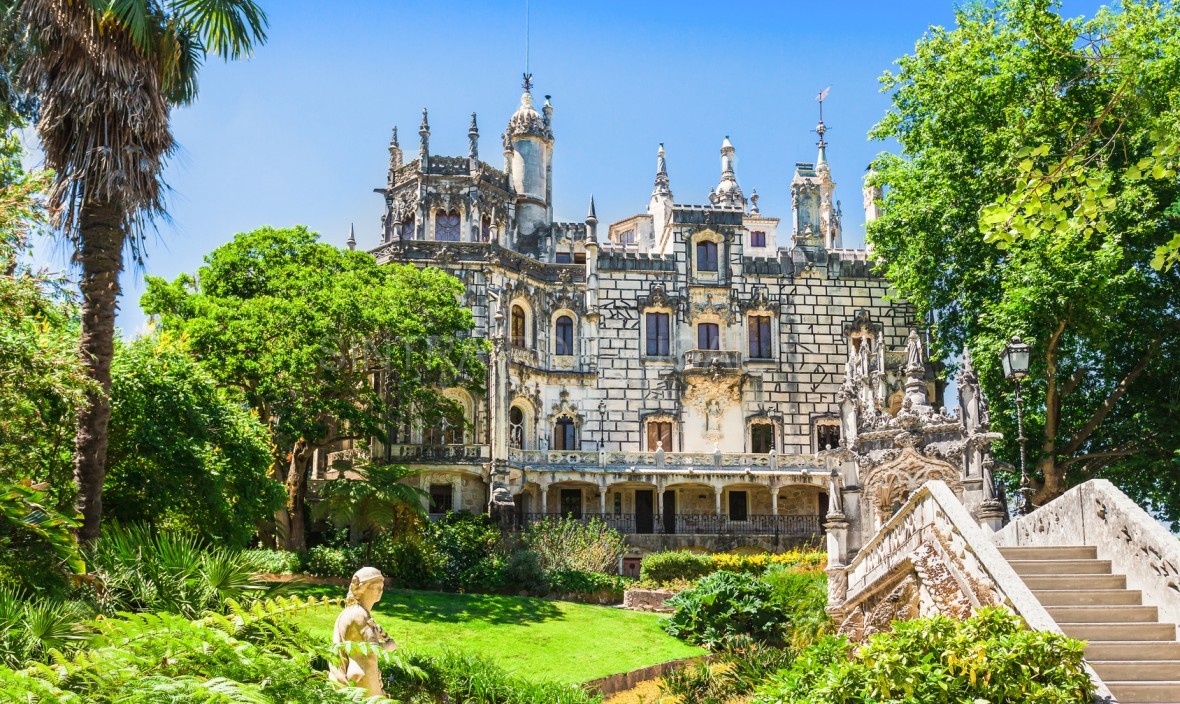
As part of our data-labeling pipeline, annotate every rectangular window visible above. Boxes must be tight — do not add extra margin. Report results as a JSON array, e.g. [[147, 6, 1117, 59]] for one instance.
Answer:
[[751, 424, 775, 453], [429, 484, 453, 514], [555, 252, 572, 264], [750, 231, 766, 247], [646, 421, 672, 451], [748, 315, 773, 358], [560, 488, 583, 518], [646, 312, 670, 356], [728, 491, 748, 521], [696, 241, 718, 271], [554, 418, 577, 450], [816, 424, 841, 452], [697, 323, 720, 350]]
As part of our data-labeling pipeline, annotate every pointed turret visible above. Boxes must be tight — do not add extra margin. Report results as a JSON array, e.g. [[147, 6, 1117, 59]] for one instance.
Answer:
[[585, 195, 598, 244], [712, 136, 746, 208], [468, 112, 479, 161], [388, 126, 402, 177], [652, 143, 672, 198], [418, 108, 430, 164], [505, 74, 554, 242], [347, 223, 356, 251]]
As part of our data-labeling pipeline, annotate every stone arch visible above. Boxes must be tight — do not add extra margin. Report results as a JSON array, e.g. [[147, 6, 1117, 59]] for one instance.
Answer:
[[508, 397, 537, 450], [441, 388, 474, 445], [550, 308, 578, 359], [509, 298, 534, 349], [861, 447, 962, 530]]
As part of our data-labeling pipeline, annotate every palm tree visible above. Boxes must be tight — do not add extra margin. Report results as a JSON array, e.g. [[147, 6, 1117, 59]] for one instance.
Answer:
[[313, 461, 428, 564], [9, 0, 268, 542]]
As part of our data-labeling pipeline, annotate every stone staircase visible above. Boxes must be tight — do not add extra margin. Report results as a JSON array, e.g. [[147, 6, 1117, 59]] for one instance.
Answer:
[[999, 545, 1180, 704]]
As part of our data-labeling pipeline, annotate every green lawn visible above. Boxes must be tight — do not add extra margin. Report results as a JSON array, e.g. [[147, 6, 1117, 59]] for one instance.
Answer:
[[287, 585, 704, 684]]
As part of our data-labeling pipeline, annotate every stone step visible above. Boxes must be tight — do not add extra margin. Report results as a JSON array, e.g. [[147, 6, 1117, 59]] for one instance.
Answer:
[[1009, 559, 1112, 576], [1021, 573, 1127, 590], [1091, 660, 1180, 681], [1046, 605, 1159, 624], [1087, 642, 1180, 661], [997, 545, 1098, 560], [1033, 589, 1142, 606], [1104, 681, 1180, 703], [1061, 622, 1177, 642]]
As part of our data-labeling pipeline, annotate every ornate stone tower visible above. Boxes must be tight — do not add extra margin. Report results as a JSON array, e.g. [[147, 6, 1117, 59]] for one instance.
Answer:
[[505, 76, 554, 249]]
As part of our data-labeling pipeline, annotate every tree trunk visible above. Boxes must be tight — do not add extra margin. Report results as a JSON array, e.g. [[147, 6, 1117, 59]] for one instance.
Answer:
[[73, 199, 125, 544], [283, 440, 313, 552]]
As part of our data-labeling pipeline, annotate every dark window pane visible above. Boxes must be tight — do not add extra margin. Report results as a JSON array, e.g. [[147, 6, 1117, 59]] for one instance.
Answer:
[[729, 491, 748, 521], [646, 313, 670, 356], [560, 489, 582, 518], [429, 484, 453, 513], [750, 231, 766, 247], [555, 252, 572, 263], [555, 315, 574, 356], [696, 241, 718, 271], [816, 424, 841, 451], [698, 323, 720, 350], [511, 306, 527, 348], [749, 315, 772, 358], [751, 424, 775, 453], [554, 418, 576, 450]]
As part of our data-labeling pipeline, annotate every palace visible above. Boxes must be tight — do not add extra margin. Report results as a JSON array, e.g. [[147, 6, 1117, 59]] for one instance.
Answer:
[[331, 78, 999, 559]]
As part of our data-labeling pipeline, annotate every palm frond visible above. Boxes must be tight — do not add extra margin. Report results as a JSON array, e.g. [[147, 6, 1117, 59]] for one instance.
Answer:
[[168, 0, 268, 60]]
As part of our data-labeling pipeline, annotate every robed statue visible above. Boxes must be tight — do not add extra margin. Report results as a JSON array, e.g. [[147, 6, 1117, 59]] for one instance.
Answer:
[[328, 567, 397, 696]]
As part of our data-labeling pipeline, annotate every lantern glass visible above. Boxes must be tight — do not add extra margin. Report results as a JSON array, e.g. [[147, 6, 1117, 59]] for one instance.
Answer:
[[1001, 337, 1031, 381]]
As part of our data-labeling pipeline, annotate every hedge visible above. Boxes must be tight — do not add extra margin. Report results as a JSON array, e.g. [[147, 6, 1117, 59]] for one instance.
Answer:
[[640, 549, 826, 585]]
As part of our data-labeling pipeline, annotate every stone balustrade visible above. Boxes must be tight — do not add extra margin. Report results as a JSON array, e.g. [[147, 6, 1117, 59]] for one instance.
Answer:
[[507, 448, 826, 473], [683, 349, 743, 370]]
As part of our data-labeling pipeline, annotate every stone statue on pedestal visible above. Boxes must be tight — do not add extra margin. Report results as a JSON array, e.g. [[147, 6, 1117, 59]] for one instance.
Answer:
[[329, 567, 397, 696]]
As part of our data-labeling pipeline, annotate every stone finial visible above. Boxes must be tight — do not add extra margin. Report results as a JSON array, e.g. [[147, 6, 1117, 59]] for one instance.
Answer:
[[542, 94, 553, 128], [388, 126, 402, 172], [328, 567, 396, 696], [585, 195, 598, 244], [468, 112, 479, 160], [652, 143, 672, 198], [714, 136, 745, 208], [419, 108, 430, 161], [346, 223, 356, 251], [749, 188, 760, 215]]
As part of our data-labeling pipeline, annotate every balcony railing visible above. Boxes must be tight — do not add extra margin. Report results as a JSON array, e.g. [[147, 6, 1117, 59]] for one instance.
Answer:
[[384, 443, 489, 463], [683, 349, 743, 370], [507, 448, 825, 472], [518, 512, 821, 537]]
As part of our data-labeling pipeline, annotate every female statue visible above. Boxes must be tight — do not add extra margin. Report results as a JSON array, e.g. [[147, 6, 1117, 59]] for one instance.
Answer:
[[328, 567, 397, 696]]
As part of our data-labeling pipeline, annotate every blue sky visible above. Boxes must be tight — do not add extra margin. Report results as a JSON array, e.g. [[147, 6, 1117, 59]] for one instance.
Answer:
[[28, 0, 1100, 334]]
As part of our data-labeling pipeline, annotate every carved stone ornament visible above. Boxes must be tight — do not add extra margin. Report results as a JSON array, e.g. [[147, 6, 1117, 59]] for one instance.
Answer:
[[682, 374, 743, 412], [547, 387, 584, 425], [862, 447, 963, 518]]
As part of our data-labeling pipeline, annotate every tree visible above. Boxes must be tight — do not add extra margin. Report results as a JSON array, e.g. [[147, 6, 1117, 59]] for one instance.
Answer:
[[868, 0, 1180, 518], [142, 226, 486, 551], [313, 460, 426, 564], [104, 335, 283, 548], [7, 0, 268, 543]]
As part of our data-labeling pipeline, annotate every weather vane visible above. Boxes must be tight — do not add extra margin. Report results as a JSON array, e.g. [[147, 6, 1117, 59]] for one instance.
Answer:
[[523, 72, 533, 93], [817, 86, 831, 122]]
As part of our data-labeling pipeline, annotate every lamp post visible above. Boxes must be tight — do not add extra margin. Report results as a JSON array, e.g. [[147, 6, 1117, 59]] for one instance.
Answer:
[[1000, 336, 1034, 516], [597, 400, 607, 451]]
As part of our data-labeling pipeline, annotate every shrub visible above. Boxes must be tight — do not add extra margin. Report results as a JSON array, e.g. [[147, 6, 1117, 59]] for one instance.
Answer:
[[545, 570, 633, 601], [425, 512, 508, 592], [641, 550, 714, 584], [660, 638, 795, 704], [663, 571, 783, 648], [245, 548, 304, 574], [522, 517, 625, 574], [386, 649, 602, 704], [372, 531, 442, 589], [762, 564, 831, 647], [0, 586, 90, 668], [753, 608, 1094, 704], [302, 544, 362, 578], [503, 548, 546, 593]]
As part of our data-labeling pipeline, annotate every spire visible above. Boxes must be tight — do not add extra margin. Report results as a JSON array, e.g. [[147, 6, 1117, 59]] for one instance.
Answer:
[[468, 112, 479, 160], [713, 136, 745, 208], [585, 195, 598, 244], [347, 223, 356, 251], [418, 108, 430, 161], [586, 195, 598, 224], [388, 126, 402, 176], [652, 143, 672, 198]]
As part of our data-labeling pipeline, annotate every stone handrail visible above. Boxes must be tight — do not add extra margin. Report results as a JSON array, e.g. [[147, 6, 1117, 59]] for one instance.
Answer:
[[507, 448, 825, 471], [836, 480, 1114, 702], [993, 478, 1180, 631]]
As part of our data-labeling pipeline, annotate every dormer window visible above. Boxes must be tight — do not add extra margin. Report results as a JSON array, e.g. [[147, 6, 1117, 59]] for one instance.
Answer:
[[696, 241, 718, 271]]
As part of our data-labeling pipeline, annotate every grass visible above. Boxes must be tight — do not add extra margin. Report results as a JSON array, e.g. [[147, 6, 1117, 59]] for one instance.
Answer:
[[286, 585, 704, 684]]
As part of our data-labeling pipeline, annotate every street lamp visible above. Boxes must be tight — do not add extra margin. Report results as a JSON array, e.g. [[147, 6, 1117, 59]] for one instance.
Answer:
[[1001, 336, 1034, 516]]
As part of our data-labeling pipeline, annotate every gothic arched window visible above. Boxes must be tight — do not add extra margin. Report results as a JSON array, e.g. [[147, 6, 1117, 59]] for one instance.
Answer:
[[509, 406, 525, 449], [435, 210, 461, 241], [399, 216, 415, 240], [555, 315, 574, 356], [511, 306, 527, 348], [553, 417, 577, 451]]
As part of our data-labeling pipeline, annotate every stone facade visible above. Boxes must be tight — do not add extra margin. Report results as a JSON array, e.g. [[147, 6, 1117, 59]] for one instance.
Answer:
[[343, 79, 930, 553]]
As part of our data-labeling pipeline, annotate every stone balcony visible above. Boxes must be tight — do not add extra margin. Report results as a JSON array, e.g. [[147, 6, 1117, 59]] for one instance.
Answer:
[[507, 448, 827, 476], [519, 511, 821, 537], [683, 349, 743, 371]]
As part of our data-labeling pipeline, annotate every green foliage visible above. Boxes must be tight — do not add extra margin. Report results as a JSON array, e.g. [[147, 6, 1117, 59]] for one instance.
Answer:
[[371, 531, 444, 590], [868, 0, 1180, 512], [660, 640, 796, 704], [85, 523, 274, 618], [0, 586, 90, 669], [641, 551, 715, 585], [753, 609, 1093, 704], [663, 571, 782, 649], [105, 336, 283, 548], [314, 461, 426, 562], [244, 549, 304, 575], [0, 478, 85, 592], [385, 649, 603, 704], [425, 513, 508, 592], [303, 544, 364, 579], [522, 517, 625, 575], [544, 570, 632, 600], [761, 564, 832, 647], [0, 595, 377, 704], [143, 225, 487, 549]]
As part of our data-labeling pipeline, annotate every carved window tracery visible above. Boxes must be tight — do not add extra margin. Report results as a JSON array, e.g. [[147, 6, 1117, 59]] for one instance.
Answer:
[[435, 210, 461, 241], [509, 406, 526, 449]]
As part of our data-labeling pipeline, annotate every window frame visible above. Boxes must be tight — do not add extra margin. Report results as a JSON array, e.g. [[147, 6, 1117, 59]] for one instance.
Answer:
[[696, 240, 718, 271], [510, 305, 528, 348], [645, 311, 671, 357], [554, 315, 574, 356], [750, 230, 767, 248], [434, 209, 461, 241], [750, 423, 776, 454], [429, 484, 454, 514], [748, 314, 773, 359], [646, 420, 673, 451], [697, 322, 720, 350], [553, 417, 577, 451]]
